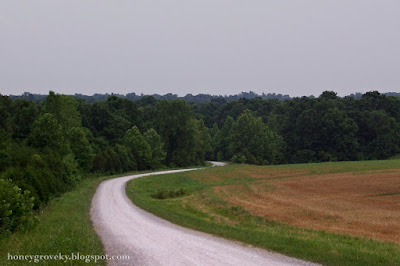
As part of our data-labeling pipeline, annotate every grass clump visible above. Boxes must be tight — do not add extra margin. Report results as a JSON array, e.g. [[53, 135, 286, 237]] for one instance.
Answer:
[[151, 188, 187, 199], [367, 192, 400, 197]]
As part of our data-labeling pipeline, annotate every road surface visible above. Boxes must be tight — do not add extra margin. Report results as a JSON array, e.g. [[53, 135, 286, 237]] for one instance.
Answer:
[[90, 162, 317, 265]]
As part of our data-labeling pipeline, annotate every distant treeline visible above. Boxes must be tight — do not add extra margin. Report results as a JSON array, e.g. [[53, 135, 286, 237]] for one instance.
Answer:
[[11, 91, 292, 103], [8, 91, 400, 104], [1, 90, 400, 233]]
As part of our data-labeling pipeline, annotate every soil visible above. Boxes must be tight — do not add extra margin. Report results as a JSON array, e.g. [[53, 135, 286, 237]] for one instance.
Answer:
[[214, 169, 400, 243]]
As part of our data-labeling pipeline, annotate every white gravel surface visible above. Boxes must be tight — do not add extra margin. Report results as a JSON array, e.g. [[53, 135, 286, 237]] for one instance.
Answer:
[[90, 162, 318, 266]]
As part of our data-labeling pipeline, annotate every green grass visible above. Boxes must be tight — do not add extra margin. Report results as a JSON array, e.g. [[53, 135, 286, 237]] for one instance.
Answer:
[[266, 158, 400, 174], [126, 160, 400, 266], [0, 173, 118, 265], [367, 192, 400, 197], [388, 153, 400, 160]]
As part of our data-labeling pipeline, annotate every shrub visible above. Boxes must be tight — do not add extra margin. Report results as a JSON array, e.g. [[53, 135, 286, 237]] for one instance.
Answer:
[[0, 178, 35, 233], [231, 153, 246, 164], [151, 188, 187, 199]]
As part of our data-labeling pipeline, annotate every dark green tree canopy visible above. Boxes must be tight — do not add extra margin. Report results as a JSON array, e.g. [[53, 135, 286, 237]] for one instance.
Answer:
[[228, 110, 284, 165], [124, 126, 152, 170], [144, 128, 166, 169]]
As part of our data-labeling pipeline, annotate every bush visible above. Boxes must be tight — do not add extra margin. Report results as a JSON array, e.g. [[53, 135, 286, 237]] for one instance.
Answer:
[[231, 153, 246, 164], [151, 188, 187, 199], [0, 178, 35, 233], [62, 153, 81, 187]]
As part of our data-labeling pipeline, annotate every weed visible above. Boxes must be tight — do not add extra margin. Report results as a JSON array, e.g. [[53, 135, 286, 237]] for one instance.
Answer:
[[366, 192, 400, 197], [151, 188, 187, 199]]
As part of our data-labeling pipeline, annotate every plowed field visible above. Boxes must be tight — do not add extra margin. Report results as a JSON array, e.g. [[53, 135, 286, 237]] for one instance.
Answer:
[[212, 169, 400, 242]]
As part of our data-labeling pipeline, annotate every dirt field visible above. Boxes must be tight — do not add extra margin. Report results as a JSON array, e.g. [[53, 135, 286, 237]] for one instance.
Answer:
[[212, 168, 400, 243]]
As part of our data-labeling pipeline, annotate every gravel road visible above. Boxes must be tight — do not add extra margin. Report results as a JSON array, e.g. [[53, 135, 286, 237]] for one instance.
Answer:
[[90, 162, 317, 266]]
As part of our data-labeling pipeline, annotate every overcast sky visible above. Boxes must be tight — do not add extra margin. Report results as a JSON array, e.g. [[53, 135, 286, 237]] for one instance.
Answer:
[[1, 1, 400, 97]]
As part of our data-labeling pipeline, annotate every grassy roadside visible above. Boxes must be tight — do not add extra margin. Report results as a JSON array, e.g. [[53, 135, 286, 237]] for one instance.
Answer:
[[126, 161, 400, 266], [0, 173, 122, 265], [0, 164, 207, 265]]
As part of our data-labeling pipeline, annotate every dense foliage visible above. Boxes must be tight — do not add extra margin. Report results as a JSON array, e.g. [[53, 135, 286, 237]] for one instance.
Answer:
[[196, 91, 400, 163], [0, 92, 210, 233], [0, 178, 34, 233], [1, 90, 400, 233]]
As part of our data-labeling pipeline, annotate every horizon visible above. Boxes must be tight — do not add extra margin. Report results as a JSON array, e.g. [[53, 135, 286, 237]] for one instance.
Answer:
[[5, 89, 397, 99]]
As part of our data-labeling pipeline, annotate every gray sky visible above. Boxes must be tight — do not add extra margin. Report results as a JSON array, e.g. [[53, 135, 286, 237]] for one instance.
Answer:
[[1, 1, 400, 97]]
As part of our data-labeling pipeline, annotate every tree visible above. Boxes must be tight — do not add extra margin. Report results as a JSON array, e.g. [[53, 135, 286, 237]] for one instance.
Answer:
[[0, 130, 11, 172], [319, 108, 359, 161], [143, 128, 166, 169], [191, 119, 212, 165], [319, 91, 338, 100], [228, 110, 284, 165], [29, 113, 65, 153], [215, 116, 234, 160], [155, 100, 196, 166], [209, 123, 221, 160], [356, 110, 400, 159], [0, 95, 15, 133], [86, 102, 131, 142], [114, 144, 137, 172], [11, 99, 39, 139], [124, 126, 151, 170], [42, 91, 82, 130], [68, 127, 95, 172]]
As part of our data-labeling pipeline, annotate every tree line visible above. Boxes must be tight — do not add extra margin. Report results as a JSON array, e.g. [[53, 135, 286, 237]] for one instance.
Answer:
[[1, 90, 400, 233], [9, 90, 400, 104], [199, 91, 400, 163]]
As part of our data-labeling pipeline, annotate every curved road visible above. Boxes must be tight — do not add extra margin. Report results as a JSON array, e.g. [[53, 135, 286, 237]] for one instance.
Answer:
[[90, 162, 316, 265]]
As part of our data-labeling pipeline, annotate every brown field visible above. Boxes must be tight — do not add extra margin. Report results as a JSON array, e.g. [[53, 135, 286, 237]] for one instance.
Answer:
[[211, 168, 400, 243]]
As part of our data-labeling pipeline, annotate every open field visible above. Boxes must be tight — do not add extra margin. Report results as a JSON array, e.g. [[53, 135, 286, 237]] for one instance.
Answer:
[[127, 160, 400, 265], [212, 167, 400, 243]]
